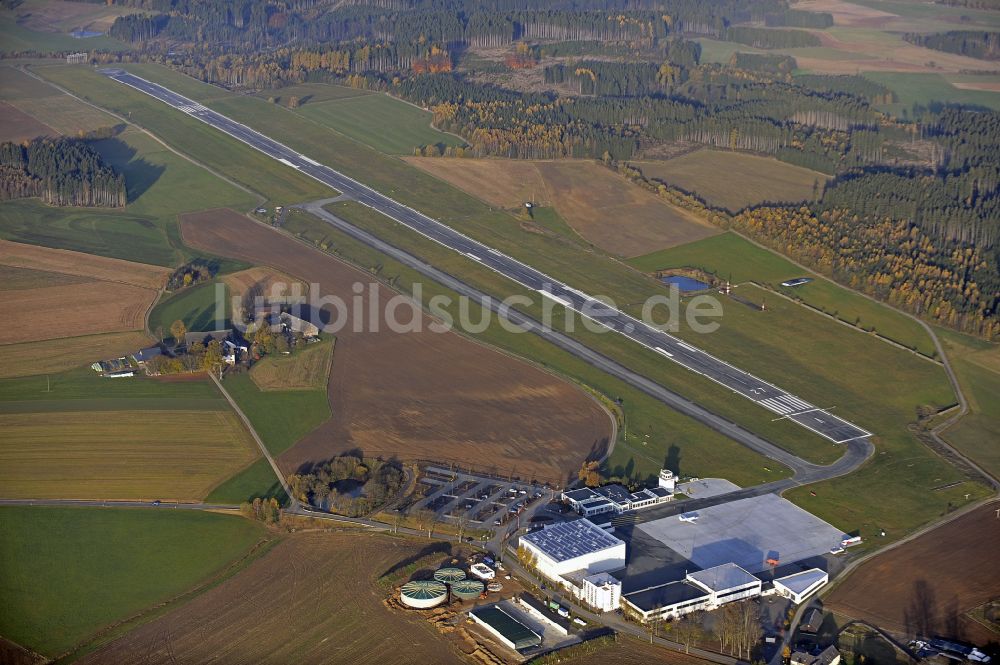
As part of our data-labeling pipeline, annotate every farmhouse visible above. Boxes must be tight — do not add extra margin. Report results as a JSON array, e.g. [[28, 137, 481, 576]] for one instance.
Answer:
[[131, 346, 163, 365], [773, 568, 829, 604], [519, 518, 626, 580]]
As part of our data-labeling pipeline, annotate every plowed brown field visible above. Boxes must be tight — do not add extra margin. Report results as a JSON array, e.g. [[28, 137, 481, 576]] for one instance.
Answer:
[[0, 240, 169, 289], [827, 500, 1000, 644], [77, 532, 469, 665], [0, 102, 54, 142], [180, 209, 612, 485]]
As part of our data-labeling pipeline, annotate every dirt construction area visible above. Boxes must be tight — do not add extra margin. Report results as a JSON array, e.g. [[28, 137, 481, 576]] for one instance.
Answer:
[[77, 532, 470, 665], [827, 500, 1000, 645], [404, 157, 720, 257], [180, 209, 612, 485]]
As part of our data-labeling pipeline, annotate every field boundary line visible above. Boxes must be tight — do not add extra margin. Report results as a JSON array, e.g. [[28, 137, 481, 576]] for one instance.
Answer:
[[21, 65, 266, 209], [210, 372, 298, 509]]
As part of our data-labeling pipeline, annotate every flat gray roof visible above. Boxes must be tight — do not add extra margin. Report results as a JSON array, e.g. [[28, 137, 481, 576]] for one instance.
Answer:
[[624, 581, 708, 611], [688, 563, 759, 592], [636, 493, 844, 573], [774, 568, 827, 594], [521, 519, 623, 563]]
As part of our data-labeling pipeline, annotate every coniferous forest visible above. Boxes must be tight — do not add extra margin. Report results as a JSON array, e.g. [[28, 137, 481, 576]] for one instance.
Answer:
[[0, 138, 127, 208], [42, 0, 1000, 338]]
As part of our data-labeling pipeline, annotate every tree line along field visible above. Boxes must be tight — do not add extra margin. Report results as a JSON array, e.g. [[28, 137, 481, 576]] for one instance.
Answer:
[[628, 232, 939, 357], [37, 63, 986, 535], [0, 506, 269, 660], [632, 151, 827, 213], [0, 367, 261, 501], [181, 208, 614, 486]]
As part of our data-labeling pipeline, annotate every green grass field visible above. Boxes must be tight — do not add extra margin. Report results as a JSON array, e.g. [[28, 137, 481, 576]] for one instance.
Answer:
[[33, 64, 332, 205], [205, 457, 286, 504], [0, 12, 127, 54], [629, 232, 937, 356], [0, 124, 256, 266], [293, 92, 466, 155], [222, 372, 330, 456], [865, 72, 1000, 115], [0, 366, 220, 403], [255, 81, 374, 104], [150, 280, 230, 339], [0, 507, 266, 658], [634, 151, 825, 212]]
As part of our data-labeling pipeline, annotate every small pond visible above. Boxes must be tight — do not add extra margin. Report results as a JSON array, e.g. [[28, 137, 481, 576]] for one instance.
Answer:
[[660, 275, 711, 292]]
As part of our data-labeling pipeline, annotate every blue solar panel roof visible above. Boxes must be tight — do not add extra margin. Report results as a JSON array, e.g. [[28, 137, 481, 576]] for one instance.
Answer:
[[521, 519, 624, 563]]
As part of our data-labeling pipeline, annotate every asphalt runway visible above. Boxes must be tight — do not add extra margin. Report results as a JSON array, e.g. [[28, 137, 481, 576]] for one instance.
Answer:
[[101, 69, 871, 446]]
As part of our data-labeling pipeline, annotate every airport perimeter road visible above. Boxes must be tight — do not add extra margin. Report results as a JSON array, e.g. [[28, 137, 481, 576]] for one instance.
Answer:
[[102, 68, 871, 446]]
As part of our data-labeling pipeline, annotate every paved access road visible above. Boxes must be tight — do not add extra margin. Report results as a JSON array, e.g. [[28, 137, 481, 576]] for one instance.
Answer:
[[101, 68, 870, 446]]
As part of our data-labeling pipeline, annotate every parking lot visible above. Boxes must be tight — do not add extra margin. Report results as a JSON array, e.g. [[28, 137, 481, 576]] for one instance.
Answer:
[[412, 467, 551, 527]]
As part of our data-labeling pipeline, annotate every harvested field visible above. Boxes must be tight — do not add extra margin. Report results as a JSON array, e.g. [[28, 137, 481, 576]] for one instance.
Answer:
[[0, 240, 168, 345], [794, 0, 899, 28], [0, 101, 54, 142], [0, 410, 258, 500], [180, 209, 612, 485], [827, 500, 1000, 644], [14, 0, 134, 34], [250, 337, 335, 391], [77, 532, 469, 665], [634, 151, 826, 212], [0, 239, 169, 289], [0, 331, 152, 379], [405, 157, 720, 257], [0, 281, 155, 345]]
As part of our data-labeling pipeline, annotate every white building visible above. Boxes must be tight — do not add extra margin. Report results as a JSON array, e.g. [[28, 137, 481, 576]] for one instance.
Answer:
[[580, 572, 622, 612], [519, 519, 626, 580], [687, 562, 762, 606], [773, 568, 829, 604], [659, 469, 676, 491], [621, 562, 763, 623], [561, 481, 672, 517]]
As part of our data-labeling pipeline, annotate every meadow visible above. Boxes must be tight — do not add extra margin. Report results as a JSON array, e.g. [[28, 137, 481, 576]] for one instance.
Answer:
[[222, 372, 331, 457], [295, 91, 466, 155], [149, 280, 230, 339], [250, 336, 335, 391], [633, 151, 826, 212], [865, 71, 1000, 114], [0, 12, 125, 54], [204, 457, 287, 504], [0, 506, 267, 658], [628, 232, 937, 357]]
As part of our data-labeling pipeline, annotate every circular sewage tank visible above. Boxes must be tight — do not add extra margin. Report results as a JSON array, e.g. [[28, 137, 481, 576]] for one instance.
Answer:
[[451, 579, 485, 601], [400, 580, 448, 609], [433, 567, 467, 584]]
